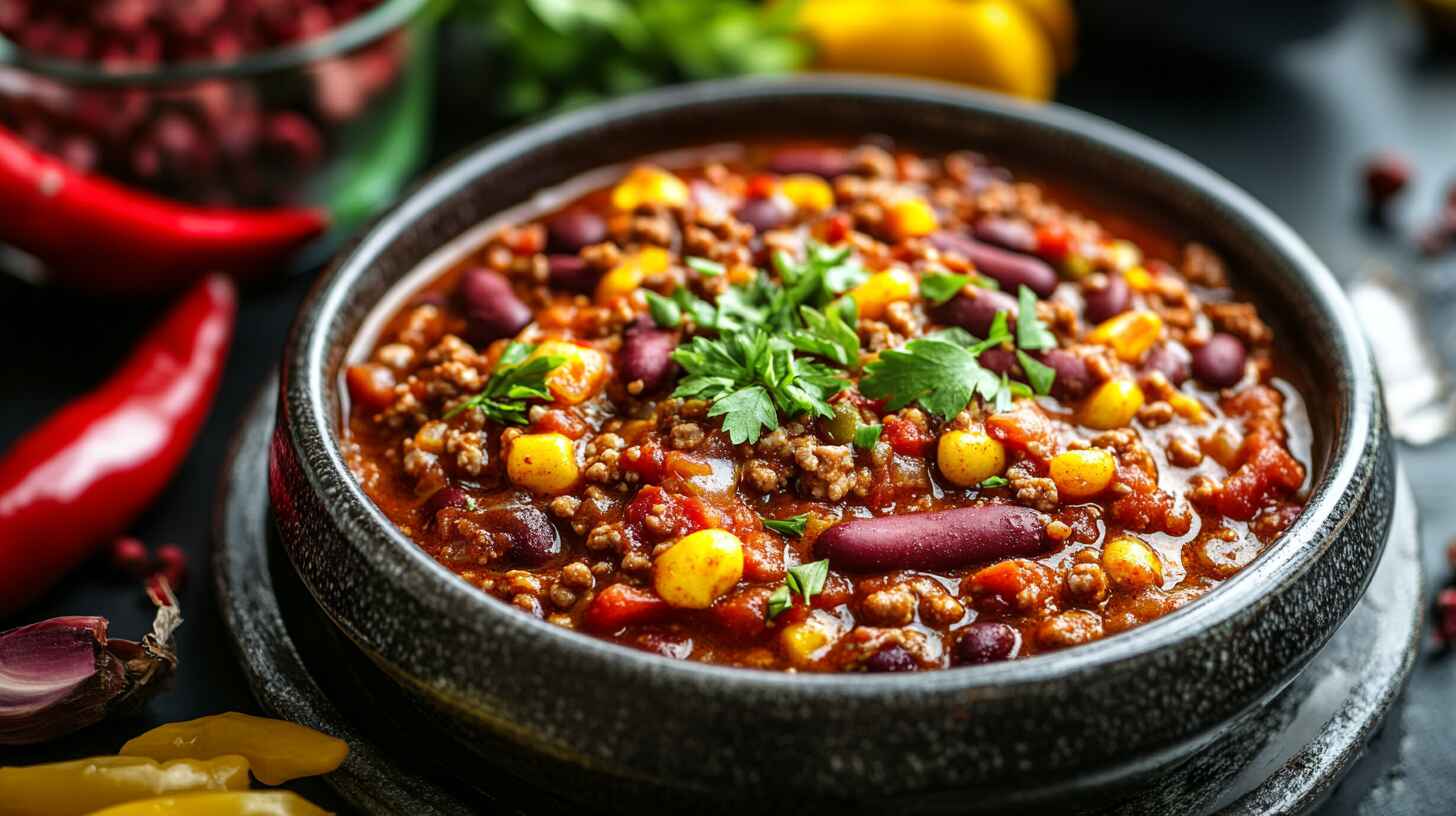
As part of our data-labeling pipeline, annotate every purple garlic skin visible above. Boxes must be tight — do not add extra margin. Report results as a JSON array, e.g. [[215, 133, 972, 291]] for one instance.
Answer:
[[0, 605, 178, 745]]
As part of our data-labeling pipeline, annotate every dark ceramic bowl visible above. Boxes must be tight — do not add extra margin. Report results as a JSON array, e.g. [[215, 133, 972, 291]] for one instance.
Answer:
[[269, 76, 1393, 813]]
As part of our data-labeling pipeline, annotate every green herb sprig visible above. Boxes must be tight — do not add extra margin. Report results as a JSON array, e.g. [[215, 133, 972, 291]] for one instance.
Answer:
[[445, 342, 564, 424], [767, 559, 830, 619], [762, 513, 810, 537]]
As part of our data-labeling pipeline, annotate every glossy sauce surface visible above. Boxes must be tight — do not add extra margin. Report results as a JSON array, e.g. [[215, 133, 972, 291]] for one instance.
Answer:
[[342, 141, 1312, 672]]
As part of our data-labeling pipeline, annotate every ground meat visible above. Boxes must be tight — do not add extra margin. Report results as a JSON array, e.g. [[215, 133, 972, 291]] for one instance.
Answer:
[[791, 438, 863, 501], [860, 585, 917, 627], [1009, 462, 1059, 512], [1181, 242, 1229, 288], [1204, 301, 1274, 346], [670, 422, 705, 450]]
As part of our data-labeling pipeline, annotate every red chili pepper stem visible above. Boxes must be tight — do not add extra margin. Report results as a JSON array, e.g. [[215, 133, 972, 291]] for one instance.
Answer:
[[0, 125, 327, 293], [0, 275, 236, 618]]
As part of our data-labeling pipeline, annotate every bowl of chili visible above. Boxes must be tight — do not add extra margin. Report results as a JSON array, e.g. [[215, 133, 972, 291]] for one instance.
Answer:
[[269, 76, 1393, 812]]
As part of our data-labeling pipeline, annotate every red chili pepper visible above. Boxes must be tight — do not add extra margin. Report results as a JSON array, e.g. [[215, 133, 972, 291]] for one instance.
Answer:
[[0, 125, 326, 293], [0, 275, 236, 617]]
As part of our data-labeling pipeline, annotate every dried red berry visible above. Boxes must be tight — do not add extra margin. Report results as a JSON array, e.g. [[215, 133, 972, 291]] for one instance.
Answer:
[[153, 544, 188, 592], [1437, 588, 1456, 646], [108, 536, 151, 579], [1363, 152, 1411, 213]]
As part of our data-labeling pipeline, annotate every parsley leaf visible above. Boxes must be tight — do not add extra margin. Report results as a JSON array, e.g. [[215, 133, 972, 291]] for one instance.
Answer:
[[860, 335, 1002, 420], [1017, 349, 1056, 395], [785, 559, 829, 605], [706, 386, 777, 445], [853, 423, 882, 450], [979, 475, 1010, 488], [767, 585, 793, 618], [686, 256, 725, 277], [1016, 284, 1057, 351], [445, 342, 564, 424], [789, 298, 860, 368], [644, 290, 681, 327], [920, 271, 973, 305], [762, 513, 810, 537]]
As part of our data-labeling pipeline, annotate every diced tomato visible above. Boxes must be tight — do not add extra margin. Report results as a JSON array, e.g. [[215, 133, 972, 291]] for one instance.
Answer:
[[813, 572, 853, 609], [963, 559, 1057, 614], [883, 414, 933, 457], [621, 439, 665, 483], [624, 485, 716, 542], [532, 409, 589, 439], [582, 583, 670, 633], [1034, 223, 1071, 261], [712, 587, 772, 641], [822, 212, 852, 244], [1217, 433, 1305, 521], [746, 174, 778, 199], [345, 363, 397, 412], [741, 531, 786, 583], [986, 403, 1055, 459]]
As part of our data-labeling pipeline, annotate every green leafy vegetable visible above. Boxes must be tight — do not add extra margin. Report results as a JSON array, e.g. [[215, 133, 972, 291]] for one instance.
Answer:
[[1016, 284, 1057, 351], [768, 558, 831, 618], [789, 298, 860, 368], [979, 475, 1010, 488], [1017, 350, 1056, 395], [853, 423, 883, 450], [671, 330, 845, 444], [860, 335, 1003, 420], [644, 290, 681, 327], [686, 256, 725, 277], [762, 513, 810, 537], [920, 271, 973, 305], [445, 342, 564, 424]]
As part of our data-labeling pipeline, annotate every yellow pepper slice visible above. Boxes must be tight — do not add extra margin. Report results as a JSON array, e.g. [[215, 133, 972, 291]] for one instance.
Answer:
[[0, 755, 248, 816], [85, 791, 330, 816], [120, 713, 347, 786]]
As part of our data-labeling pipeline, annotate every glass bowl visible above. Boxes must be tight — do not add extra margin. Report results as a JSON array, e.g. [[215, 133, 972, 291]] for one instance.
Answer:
[[0, 0, 442, 265]]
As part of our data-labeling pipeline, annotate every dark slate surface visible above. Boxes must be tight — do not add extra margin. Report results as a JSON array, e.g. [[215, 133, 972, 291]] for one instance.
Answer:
[[0, 2, 1451, 812]]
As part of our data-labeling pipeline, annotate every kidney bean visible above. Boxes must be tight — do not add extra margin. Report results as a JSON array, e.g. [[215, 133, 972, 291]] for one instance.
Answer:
[[815, 504, 1050, 572], [1143, 342, 1191, 386], [547, 208, 606, 252], [458, 268, 531, 344], [619, 321, 678, 393], [1082, 274, 1131, 325], [1191, 333, 1247, 388], [485, 505, 561, 567], [734, 196, 791, 233], [952, 621, 1021, 665], [546, 254, 599, 292], [767, 146, 850, 178], [864, 644, 918, 673], [977, 347, 1090, 402], [930, 288, 1018, 337], [422, 486, 471, 521], [972, 217, 1037, 253], [930, 231, 1058, 297]]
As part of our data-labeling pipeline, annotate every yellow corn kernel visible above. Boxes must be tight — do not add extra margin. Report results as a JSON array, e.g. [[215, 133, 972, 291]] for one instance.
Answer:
[[610, 165, 689, 210], [507, 433, 579, 494], [595, 246, 670, 304], [1102, 535, 1163, 591], [848, 267, 918, 319], [886, 197, 939, 239], [1168, 392, 1209, 424], [778, 174, 835, 212], [413, 420, 447, 454], [1123, 265, 1154, 292], [652, 528, 745, 609], [1062, 252, 1093, 280], [779, 610, 841, 667], [1103, 239, 1142, 272], [1080, 379, 1145, 430], [937, 430, 1006, 487], [531, 340, 609, 405], [1049, 448, 1116, 499], [87, 792, 329, 816], [1087, 310, 1163, 362]]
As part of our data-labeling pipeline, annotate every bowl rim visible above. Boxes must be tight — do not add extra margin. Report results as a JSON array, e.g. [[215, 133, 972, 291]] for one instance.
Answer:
[[0, 0, 438, 85], [286, 75, 1377, 696]]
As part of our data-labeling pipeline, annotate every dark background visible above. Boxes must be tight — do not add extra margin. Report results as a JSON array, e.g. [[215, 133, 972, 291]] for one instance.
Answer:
[[2, 2, 1453, 812]]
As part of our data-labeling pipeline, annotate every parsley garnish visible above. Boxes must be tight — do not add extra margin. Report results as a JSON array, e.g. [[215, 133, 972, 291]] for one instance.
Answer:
[[767, 559, 831, 619], [762, 513, 810, 537], [853, 423, 882, 450], [979, 475, 1010, 488], [671, 330, 845, 444], [644, 290, 681, 327], [920, 271, 971, 305], [1017, 350, 1056, 395], [860, 315, 1016, 420], [789, 298, 860, 369], [766, 241, 866, 329], [686, 256, 725, 277], [445, 342, 563, 424], [1016, 284, 1057, 351]]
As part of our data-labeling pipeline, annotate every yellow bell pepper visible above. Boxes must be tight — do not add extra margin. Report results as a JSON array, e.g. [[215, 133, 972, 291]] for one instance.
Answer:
[[0, 756, 249, 816], [799, 0, 1061, 100], [120, 713, 347, 786], [84, 791, 330, 816]]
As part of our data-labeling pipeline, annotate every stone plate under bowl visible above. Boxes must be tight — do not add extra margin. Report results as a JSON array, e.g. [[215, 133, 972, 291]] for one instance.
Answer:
[[266, 76, 1397, 812]]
